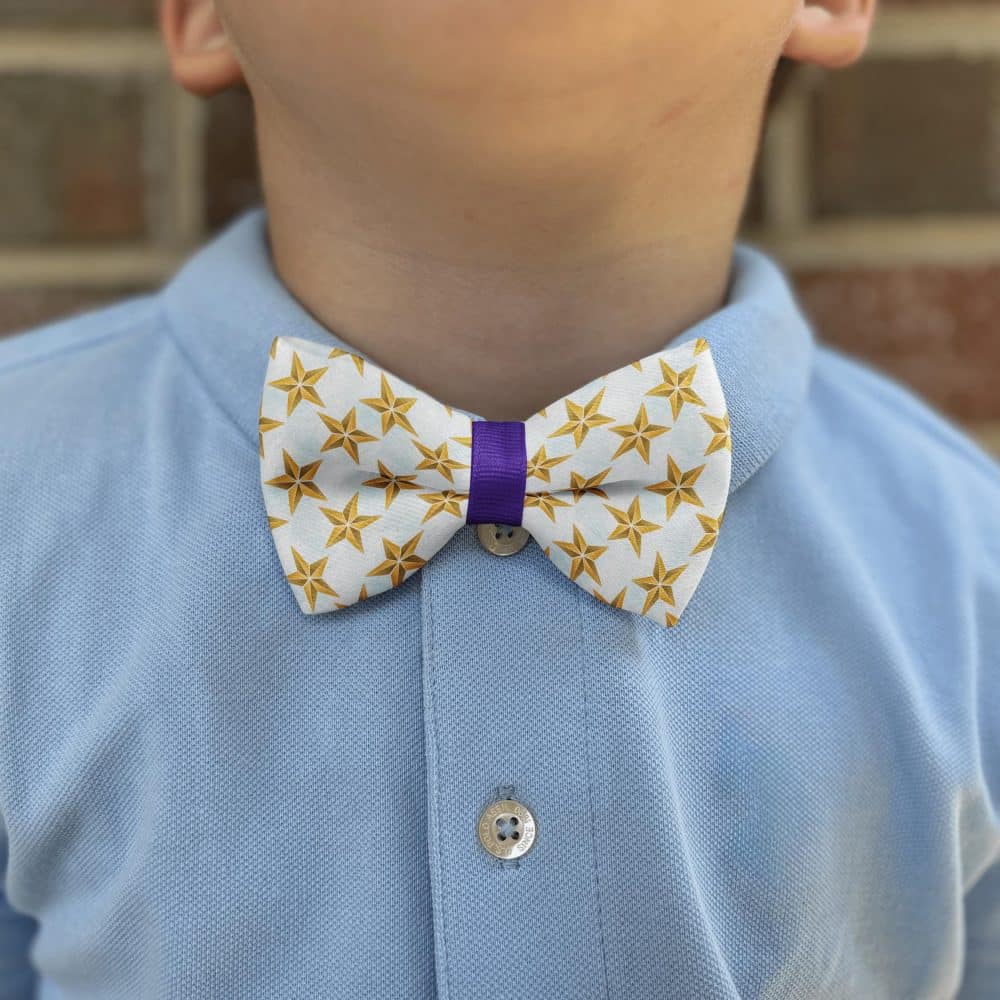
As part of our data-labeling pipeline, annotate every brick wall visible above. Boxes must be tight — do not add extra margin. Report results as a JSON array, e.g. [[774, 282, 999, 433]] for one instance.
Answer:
[[1, 1, 998, 456]]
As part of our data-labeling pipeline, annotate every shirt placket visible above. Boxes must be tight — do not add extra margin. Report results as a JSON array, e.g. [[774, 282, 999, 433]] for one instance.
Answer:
[[421, 524, 611, 1000]]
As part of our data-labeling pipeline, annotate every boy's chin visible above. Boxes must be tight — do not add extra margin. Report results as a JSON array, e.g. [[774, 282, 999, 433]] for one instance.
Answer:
[[231, 0, 784, 177], [227, 0, 764, 106]]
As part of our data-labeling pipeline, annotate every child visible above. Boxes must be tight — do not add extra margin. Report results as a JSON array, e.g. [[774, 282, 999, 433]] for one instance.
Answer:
[[1, 0, 997, 996]]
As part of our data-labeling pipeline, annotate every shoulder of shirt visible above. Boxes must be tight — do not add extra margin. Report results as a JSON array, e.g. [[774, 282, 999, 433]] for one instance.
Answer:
[[808, 339, 1000, 498], [0, 292, 164, 378], [0, 292, 178, 472], [801, 341, 1000, 649]]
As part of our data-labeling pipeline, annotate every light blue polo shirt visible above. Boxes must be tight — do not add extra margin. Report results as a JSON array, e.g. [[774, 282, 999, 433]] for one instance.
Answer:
[[1, 206, 998, 999]]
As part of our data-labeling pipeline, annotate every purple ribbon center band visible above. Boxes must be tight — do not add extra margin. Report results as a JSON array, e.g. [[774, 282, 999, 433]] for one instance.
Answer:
[[465, 420, 527, 526]]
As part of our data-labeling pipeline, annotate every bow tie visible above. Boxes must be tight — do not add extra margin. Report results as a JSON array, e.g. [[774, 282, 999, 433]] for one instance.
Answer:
[[259, 334, 731, 627]]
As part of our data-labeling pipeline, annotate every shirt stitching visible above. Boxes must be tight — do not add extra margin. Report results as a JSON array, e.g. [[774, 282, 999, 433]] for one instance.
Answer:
[[572, 583, 613, 999], [424, 571, 453, 1000]]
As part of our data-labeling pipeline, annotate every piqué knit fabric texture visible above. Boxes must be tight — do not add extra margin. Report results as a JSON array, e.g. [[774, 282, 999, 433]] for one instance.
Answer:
[[0, 206, 997, 999]]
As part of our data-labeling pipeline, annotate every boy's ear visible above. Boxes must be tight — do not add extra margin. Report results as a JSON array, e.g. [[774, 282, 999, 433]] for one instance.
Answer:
[[160, 0, 244, 97], [782, 0, 877, 70]]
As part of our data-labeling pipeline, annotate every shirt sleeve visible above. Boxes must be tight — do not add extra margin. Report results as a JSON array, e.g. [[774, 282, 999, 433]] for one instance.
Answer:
[[957, 494, 1000, 997], [959, 858, 1000, 997], [0, 835, 38, 1000]]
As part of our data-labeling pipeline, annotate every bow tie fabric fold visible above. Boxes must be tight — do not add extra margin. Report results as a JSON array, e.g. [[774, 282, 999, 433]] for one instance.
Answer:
[[259, 334, 731, 627]]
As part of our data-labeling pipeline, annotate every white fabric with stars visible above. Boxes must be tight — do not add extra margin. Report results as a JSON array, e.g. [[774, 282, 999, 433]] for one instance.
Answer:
[[259, 334, 731, 627]]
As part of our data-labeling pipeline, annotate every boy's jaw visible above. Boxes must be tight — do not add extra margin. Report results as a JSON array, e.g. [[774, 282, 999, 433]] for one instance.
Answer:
[[173, 0, 855, 420]]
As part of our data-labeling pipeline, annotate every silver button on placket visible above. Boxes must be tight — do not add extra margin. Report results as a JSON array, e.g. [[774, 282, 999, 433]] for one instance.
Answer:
[[475, 522, 530, 556], [477, 797, 537, 860]]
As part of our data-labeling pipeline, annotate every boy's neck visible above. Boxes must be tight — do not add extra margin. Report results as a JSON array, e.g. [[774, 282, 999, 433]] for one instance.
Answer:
[[259, 99, 758, 421]]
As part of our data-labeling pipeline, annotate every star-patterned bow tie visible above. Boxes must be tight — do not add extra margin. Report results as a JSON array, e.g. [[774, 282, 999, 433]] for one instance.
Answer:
[[259, 333, 731, 627]]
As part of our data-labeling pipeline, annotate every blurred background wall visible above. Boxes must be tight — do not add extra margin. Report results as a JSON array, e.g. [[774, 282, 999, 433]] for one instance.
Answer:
[[0, 0, 998, 455]]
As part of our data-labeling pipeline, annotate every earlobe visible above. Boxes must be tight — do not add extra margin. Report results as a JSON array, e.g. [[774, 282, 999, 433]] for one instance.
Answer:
[[782, 0, 877, 70], [160, 0, 245, 97]]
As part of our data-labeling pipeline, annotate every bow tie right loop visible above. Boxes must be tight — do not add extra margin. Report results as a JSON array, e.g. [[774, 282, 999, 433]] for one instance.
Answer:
[[518, 338, 731, 624]]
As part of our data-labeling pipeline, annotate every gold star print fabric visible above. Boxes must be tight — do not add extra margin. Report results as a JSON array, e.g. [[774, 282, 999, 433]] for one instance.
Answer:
[[260, 335, 731, 626]]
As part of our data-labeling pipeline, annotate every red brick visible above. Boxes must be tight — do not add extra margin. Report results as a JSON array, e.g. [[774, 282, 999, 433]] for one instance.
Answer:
[[811, 58, 997, 216], [0, 74, 154, 243], [203, 88, 262, 231], [791, 266, 1000, 422]]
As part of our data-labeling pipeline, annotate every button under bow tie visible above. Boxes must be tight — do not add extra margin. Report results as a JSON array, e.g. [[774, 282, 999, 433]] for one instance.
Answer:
[[259, 335, 731, 627]]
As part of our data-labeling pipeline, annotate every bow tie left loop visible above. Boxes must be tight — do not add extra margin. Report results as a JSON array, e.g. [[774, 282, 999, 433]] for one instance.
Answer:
[[259, 337, 473, 612]]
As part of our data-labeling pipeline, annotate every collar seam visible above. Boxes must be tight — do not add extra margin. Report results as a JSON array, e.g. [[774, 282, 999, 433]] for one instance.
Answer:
[[157, 293, 260, 458], [724, 300, 815, 496]]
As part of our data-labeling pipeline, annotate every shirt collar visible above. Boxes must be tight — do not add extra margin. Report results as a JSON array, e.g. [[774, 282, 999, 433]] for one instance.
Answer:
[[162, 205, 813, 493]]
